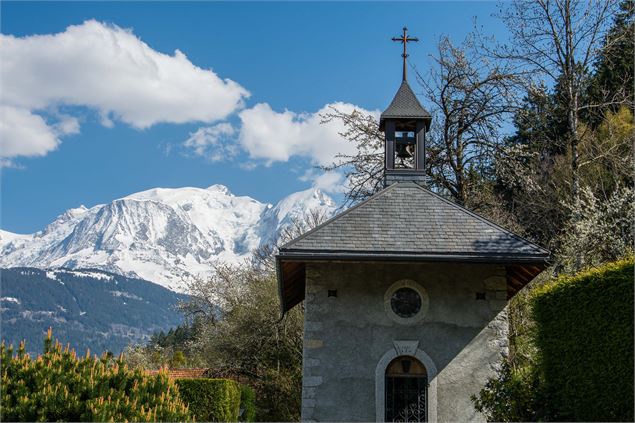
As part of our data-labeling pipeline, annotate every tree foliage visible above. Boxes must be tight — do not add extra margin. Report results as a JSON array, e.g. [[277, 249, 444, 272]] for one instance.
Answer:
[[490, 0, 621, 207], [175, 378, 241, 422], [240, 384, 257, 422], [557, 184, 634, 271], [177, 263, 303, 421], [1, 329, 192, 422], [181, 264, 303, 379], [586, 0, 635, 123], [497, 103, 634, 260]]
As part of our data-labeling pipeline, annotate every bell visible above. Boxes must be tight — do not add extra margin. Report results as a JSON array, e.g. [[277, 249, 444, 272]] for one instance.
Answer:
[[396, 143, 412, 159]]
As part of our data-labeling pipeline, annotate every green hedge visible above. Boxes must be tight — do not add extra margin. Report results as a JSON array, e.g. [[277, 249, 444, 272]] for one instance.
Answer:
[[473, 258, 634, 421], [176, 378, 240, 422], [532, 258, 634, 421], [239, 384, 256, 422]]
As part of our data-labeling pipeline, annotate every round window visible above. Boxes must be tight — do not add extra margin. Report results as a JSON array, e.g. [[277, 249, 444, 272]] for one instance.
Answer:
[[390, 287, 422, 318], [384, 280, 429, 324]]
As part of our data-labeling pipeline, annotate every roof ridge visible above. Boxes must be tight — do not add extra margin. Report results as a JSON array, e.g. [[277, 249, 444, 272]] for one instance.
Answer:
[[279, 182, 400, 250], [409, 183, 549, 255]]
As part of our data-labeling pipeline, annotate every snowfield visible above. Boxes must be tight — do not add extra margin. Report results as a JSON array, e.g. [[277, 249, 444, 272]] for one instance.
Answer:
[[0, 185, 337, 292]]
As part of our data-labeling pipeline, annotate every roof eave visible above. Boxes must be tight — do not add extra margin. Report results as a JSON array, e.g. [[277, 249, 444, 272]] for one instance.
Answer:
[[277, 249, 550, 265], [379, 115, 432, 131], [275, 255, 286, 318]]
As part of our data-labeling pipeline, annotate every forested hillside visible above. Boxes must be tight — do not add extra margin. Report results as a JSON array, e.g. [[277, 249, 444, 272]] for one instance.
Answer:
[[1, 268, 186, 355]]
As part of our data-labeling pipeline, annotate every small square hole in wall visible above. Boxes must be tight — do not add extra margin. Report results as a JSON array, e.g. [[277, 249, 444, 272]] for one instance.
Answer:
[[476, 292, 486, 300], [328, 289, 338, 297]]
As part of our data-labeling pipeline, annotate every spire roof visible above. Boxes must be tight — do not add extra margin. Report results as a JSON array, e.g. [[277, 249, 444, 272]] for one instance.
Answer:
[[379, 81, 431, 130]]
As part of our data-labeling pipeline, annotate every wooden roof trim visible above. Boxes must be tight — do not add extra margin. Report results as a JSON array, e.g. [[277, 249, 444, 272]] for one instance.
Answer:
[[277, 259, 306, 314]]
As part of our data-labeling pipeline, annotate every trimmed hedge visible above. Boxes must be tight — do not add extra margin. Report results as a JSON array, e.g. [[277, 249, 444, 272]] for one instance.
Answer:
[[532, 258, 634, 421], [176, 378, 241, 422], [239, 384, 256, 422], [473, 258, 634, 421]]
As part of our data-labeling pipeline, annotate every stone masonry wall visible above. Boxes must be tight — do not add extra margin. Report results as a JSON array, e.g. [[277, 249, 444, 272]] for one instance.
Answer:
[[301, 261, 508, 422]]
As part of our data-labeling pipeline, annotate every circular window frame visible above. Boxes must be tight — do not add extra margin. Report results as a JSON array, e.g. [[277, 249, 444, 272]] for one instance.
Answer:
[[384, 279, 429, 325]]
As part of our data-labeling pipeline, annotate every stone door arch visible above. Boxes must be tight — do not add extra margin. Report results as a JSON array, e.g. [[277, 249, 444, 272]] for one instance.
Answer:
[[375, 341, 438, 422]]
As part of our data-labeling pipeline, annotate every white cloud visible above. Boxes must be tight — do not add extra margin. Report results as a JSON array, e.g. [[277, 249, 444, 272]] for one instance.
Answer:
[[0, 106, 60, 159], [300, 168, 348, 194], [183, 123, 237, 161], [52, 115, 81, 136], [310, 170, 347, 194], [184, 101, 379, 188], [0, 20, 250, 161], [237, 102, 379, 166]]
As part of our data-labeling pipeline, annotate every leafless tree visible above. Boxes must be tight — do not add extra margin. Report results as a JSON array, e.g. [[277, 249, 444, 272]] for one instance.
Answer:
[[418, 35, 520, 206], [320, 108, 385, 206]]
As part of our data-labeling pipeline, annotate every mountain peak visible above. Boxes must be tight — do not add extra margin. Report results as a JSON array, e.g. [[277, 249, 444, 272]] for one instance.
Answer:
[[266, 187, 338, 230], [206, 184, 232, 195], [59, 205, 88, 220], [0, 183, 338, 292], [279, 187, 336, 208], [310, 187, 335, 206]]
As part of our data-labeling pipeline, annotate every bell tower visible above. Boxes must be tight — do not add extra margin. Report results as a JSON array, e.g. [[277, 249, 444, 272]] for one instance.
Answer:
[[380, 27, 431, 187]]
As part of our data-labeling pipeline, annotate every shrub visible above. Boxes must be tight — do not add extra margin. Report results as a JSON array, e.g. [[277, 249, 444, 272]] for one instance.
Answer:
[[557, 185, 634, 272], [239, 384, 256, 422], [0, 329, 192, 422], [473, 258, 634, 421], [253, 368, 302, 422], [176, 378, 240, 422], [532, 258, 634, 421], [472, 359, 552, 421]]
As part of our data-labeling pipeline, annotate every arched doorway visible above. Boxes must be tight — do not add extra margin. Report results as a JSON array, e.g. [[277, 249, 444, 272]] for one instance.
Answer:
[[385, 356, 427, 422]]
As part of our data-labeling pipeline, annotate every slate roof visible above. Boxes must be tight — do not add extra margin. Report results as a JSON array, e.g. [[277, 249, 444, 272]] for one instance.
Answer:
[[379, 81, 432, 130], [279, 182, 549, 261]]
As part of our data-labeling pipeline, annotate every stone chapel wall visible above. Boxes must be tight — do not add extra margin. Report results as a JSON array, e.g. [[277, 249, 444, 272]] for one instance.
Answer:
[[301, 261, 509, 422]]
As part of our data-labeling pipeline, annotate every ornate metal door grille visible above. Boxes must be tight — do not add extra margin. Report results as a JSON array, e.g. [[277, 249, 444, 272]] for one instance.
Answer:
[[385, 357, 427, 422]]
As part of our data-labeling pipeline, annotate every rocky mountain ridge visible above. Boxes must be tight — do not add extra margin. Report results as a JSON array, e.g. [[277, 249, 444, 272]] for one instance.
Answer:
[[0, 185, 337, 291]]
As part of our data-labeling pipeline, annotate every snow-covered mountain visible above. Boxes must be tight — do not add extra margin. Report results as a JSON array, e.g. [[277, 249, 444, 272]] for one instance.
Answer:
[[0, 185, 337, 291]]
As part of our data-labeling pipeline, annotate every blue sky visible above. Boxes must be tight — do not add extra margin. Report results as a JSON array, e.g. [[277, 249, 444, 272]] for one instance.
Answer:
[[1, 1, 506, 234]]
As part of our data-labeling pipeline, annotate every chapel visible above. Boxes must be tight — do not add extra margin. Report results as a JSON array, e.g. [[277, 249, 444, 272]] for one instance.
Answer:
[[275, 28, 549, 422]]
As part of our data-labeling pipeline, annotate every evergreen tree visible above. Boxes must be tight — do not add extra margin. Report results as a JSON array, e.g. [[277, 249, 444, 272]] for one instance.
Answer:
[[586, 0, 635, 125], [1, 329, 192, 422]]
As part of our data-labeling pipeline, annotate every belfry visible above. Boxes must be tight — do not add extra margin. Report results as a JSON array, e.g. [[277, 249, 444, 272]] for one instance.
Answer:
[[381, 27, 430, 186], [276, 27, 549, 422]]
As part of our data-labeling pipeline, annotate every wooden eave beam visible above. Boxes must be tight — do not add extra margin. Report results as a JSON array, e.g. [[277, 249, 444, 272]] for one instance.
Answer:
[[280, 261, 306, 313], [505, 264, 546, 299]]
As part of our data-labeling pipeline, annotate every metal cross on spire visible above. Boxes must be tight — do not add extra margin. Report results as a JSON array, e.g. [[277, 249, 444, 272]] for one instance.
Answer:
[[391, 27, 419, 82]]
